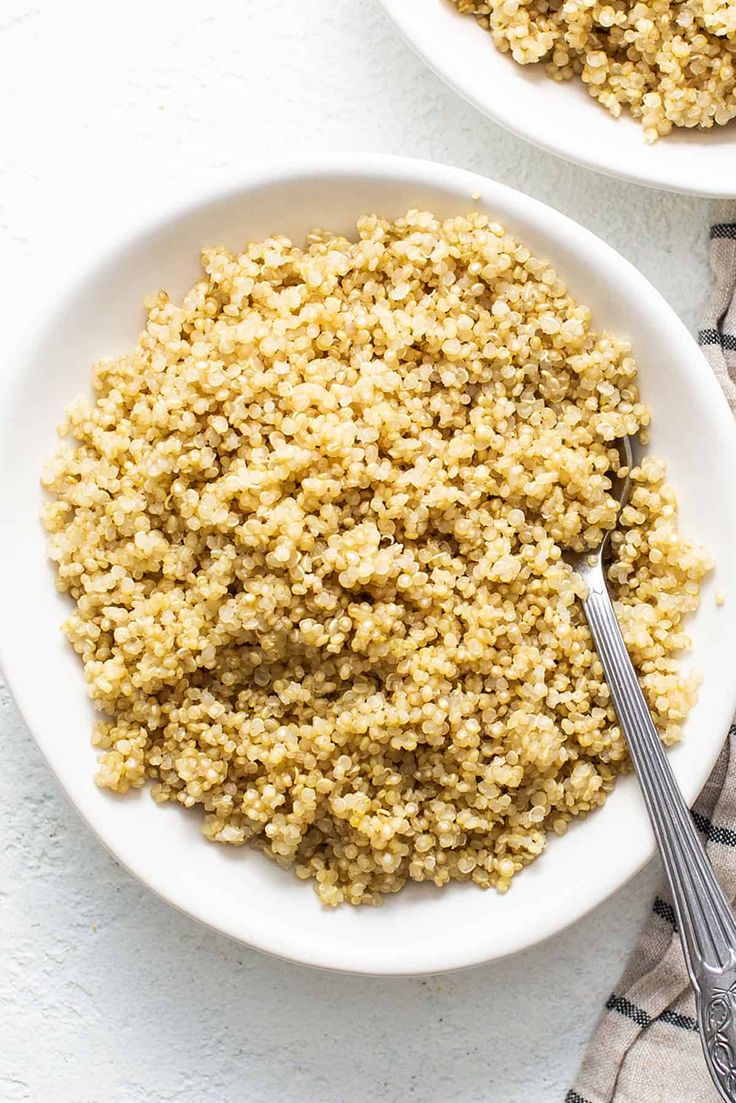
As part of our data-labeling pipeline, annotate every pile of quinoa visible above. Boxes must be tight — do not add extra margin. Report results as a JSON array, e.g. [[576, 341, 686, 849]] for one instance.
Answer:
[[42, 210, 711, 906], [452, 0, 736, 141]]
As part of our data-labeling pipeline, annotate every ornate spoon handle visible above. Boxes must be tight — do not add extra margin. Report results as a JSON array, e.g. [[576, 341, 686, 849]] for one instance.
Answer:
[[581, 556, 736, 1102]]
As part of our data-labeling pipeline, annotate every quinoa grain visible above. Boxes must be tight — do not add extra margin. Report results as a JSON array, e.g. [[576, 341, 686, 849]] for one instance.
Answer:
[[42, 210, 710, 905], [452, 0, 736, 141]]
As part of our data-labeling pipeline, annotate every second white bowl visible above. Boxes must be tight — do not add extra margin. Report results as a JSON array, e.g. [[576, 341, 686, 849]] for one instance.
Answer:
[[378, 0, 736, 197]]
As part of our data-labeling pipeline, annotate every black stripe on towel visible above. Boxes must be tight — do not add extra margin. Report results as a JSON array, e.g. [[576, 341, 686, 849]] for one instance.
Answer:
[[607, 994, 699, 1033], [658, 1009, 698, 1032], [691, 810, 736, 848], [652, 896, 677, 929], [565, 1092, 593, 1103], [606, 994, 651, 1026], [698, 328, 736, 351], [711, 223, 736, 239]]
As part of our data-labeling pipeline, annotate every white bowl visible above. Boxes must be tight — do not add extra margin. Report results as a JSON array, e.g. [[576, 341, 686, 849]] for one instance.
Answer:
[[377, 0, 736, 197], [2, 154, 736, 975]]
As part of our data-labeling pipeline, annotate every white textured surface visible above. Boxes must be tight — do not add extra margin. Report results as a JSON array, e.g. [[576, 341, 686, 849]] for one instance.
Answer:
[[0, 1, 715, 1100]]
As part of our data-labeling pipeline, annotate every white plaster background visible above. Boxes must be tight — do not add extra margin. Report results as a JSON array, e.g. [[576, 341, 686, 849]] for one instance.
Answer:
[[0, 2, 718, 1100]]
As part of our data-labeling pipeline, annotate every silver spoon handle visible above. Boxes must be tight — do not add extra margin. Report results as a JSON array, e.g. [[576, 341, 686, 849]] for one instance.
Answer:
[[581, 559, 736, 1102]]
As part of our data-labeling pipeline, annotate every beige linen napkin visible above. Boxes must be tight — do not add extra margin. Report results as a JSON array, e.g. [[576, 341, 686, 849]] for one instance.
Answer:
[[567, 202, 736, 1103]]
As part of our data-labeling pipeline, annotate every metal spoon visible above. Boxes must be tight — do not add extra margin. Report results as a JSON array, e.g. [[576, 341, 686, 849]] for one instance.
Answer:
[[570, 435, 736, 1103]]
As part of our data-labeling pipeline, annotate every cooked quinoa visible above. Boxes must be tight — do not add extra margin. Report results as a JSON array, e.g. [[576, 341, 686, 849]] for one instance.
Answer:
[[42, 210, 711, 906], [452, 0, 736, 141]]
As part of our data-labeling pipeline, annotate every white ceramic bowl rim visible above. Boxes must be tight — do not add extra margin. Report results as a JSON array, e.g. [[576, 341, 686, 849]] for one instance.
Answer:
[[377, 0, 736, 198], [2, 154, 736, 975]]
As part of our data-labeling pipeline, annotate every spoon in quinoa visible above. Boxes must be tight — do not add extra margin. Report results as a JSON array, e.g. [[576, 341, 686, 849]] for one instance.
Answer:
[[570, 434, 736, 1103]]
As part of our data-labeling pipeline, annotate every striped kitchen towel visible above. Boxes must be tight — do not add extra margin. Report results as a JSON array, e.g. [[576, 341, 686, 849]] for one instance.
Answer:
[[700, 207, 736, 408], [568, 203, 736, 1103]]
